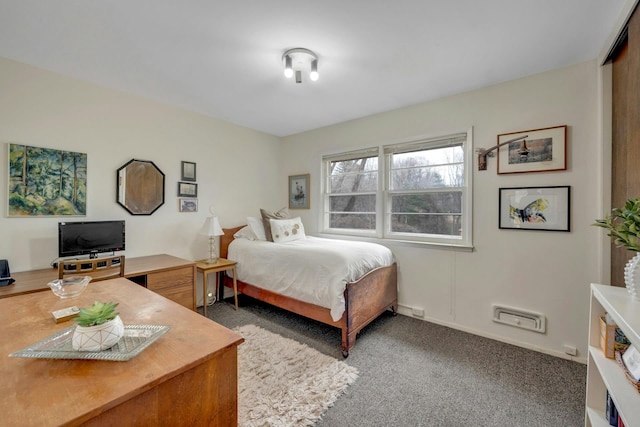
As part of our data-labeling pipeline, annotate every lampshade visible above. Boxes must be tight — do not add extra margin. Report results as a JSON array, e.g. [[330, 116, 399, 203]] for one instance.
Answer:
[[200, 216, 223, 237]]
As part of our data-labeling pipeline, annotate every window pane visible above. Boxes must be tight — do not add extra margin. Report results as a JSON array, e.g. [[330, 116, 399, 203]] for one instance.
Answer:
[[330, 195, 376, 212], [330, 213, 376, 230], [330, 157, 378, 173], [330, 172, 378, 193], [391, 165, 463, 190], [391, 192, 461, 214], [329, 157, 378, 193], [391, 145, 463, 168], [391, 214, 461, 236]]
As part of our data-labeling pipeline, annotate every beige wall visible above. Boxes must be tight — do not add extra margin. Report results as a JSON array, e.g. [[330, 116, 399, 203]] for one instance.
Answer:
[[0, 55, 604, 361], [0, 57, 283, 272], [282, 61, 601, 361]]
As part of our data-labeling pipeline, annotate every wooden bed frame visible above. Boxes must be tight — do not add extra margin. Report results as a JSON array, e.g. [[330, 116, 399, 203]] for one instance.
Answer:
[[220, 225, 398, 357]]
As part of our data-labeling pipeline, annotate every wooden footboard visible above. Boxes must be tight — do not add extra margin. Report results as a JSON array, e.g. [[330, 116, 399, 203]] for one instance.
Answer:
[[220, 226, 398, 357]]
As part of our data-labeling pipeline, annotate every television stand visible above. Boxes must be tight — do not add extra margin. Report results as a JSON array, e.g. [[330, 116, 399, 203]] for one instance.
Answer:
[[0, 254, 196, 311]]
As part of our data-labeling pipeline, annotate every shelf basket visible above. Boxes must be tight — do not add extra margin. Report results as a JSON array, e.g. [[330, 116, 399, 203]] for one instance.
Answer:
[[615, 350, 640, 393]]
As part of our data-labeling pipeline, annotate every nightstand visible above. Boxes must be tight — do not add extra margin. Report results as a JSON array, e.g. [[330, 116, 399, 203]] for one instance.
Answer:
[[195, 258, 238, 316]]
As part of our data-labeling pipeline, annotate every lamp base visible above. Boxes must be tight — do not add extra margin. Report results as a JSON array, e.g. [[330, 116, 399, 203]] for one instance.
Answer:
[[205, 257, 219, 264]]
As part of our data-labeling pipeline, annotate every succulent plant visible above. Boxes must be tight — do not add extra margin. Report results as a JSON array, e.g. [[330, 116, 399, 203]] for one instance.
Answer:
[[73, 301, 120, 327], [594, 198, 640, 253]]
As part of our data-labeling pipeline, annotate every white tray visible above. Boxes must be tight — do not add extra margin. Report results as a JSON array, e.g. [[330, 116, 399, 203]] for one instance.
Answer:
[[9, 324, 170, 361]]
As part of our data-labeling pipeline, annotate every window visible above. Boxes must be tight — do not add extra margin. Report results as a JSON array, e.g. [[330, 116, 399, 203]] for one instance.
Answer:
[[323, 147, 379, 236], [322, 130, 473, 247]]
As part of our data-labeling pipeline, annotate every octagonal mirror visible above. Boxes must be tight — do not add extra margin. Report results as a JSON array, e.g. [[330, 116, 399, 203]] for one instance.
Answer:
[[117, 159, 165, 215]]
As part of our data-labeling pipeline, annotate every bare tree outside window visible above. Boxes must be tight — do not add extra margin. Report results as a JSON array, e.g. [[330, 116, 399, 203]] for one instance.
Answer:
[[389, 144, 464, 236], [328, 156, 378, 230]]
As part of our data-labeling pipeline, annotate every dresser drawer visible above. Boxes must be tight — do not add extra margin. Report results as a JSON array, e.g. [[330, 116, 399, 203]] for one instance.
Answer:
[[146, 266, 194, 310]]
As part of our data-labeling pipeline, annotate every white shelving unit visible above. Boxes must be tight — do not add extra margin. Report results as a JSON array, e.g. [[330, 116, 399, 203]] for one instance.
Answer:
[[586, 283, 640, 427]]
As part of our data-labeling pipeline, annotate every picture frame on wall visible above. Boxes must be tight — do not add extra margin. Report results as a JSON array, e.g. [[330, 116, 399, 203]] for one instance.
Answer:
[[181, 161, 196, 181], [178, 198, 198, 212], [497, 125, 567, 174], [288, 174, 310, 209], [8, 143, 87, 217], [499, 186, 570, 232], [178, 182, 198, 197]]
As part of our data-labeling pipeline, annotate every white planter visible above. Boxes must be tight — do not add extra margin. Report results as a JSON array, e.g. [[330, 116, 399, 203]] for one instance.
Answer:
[[72, 315, 125, 351], [624, 253, 640, 300]]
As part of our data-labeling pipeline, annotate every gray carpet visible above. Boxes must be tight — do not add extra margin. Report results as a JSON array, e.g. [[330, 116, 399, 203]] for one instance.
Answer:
[[205, 295, 586, 427]]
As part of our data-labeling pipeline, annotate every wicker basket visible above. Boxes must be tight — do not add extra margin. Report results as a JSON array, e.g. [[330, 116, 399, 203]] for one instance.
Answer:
[[615, 350, 640, 393]]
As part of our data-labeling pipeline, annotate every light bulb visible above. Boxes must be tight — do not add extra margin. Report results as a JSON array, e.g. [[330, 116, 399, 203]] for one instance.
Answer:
[[310, 59, 319, 81], [284, 55, 293, 78]]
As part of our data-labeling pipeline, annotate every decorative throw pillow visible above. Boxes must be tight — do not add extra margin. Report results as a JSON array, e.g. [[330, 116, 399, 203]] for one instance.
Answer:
[[246, 216, 267, 241], [260, 207, 290, 242], [233, 226, 257, 241], [269, 217, 306, 243]]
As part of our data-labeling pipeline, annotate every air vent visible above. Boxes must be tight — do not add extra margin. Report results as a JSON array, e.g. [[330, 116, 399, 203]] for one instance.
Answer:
[[493, 305, 546, 333]]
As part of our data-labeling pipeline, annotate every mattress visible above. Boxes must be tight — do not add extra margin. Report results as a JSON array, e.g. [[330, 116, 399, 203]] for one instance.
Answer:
[[228, 236, 394, 321]]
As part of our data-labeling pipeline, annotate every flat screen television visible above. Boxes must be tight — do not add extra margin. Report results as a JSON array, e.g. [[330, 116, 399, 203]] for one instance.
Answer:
[[58, 220, 125, 258]]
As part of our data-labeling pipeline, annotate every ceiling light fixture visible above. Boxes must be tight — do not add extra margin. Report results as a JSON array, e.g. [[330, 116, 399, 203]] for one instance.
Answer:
[[282, 48, 319, 84]]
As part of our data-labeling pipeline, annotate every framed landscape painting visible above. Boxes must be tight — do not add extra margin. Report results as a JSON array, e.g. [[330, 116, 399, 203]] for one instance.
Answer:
[[8, 143, 87, 217], [499, 186, 570, 231], [497, 125, 567, 174]]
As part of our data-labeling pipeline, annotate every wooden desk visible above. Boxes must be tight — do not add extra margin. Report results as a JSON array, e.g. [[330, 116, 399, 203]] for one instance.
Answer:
[[0, 278, 243, 427], [195, 258, 238, 316], [1, 254, 196, 311]]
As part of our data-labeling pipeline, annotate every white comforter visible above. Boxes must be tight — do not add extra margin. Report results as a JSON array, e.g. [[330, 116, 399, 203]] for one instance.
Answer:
[[228, 236, 394, 321]]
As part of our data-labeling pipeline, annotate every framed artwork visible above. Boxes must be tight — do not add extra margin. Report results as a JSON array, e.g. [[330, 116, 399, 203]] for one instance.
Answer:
[[499, 186, 570, 232], [497, 125, 567, 174], [178, 182, 198, 197], [181, 161, 196, 182], [289, 174, 310, 209], [178, 198, 198, 212], [8, 143, 87, 217]]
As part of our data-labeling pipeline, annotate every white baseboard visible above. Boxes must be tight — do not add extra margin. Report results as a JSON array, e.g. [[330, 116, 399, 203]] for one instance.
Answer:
[[396, 304, 587, 364]]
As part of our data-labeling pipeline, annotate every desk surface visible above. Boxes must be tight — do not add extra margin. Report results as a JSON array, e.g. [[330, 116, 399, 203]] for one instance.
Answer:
[[0, 277, 243, 426], [0, 254, 194, 298]]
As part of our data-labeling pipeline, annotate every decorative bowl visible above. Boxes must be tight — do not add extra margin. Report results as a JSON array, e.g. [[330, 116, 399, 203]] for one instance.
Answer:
[[48, 276, 92, 299]]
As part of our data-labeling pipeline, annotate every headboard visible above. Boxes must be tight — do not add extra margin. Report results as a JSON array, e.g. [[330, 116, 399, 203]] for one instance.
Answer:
[[220, 225, 244, 259]]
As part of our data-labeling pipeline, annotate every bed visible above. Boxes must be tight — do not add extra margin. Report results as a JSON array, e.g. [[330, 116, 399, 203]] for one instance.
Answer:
[[220, 224, 398, 357]]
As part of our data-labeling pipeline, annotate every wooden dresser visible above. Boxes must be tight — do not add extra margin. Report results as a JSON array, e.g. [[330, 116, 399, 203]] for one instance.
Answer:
[[1, 254, 196, 311], [0, 278, 243, 426]]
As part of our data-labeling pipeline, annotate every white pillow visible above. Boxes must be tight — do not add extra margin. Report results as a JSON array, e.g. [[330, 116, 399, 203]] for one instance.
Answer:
[[269, 217, 306, 243], [233, 226, 257, 241], [246, 216, 267, 241]]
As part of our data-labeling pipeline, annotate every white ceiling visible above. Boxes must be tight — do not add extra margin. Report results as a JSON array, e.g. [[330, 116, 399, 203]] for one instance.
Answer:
[[0, 1, 629, 137]]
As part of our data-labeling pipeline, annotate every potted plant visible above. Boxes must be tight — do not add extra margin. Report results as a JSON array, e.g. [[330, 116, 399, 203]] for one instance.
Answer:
[[72, 301, 125, 351], [593, 197, 640, 298]]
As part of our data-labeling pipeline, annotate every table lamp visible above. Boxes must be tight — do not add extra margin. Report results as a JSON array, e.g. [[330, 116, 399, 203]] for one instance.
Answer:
[[200, 215, 224, 264]]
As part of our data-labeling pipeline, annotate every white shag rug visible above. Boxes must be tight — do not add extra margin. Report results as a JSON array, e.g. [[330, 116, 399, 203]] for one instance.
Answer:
[[235, 324, 359, 427]]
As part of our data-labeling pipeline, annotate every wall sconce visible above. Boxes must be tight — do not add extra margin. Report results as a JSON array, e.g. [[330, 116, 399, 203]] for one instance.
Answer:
[[282, 48, 319, 84], [477, 135, 528, 171]]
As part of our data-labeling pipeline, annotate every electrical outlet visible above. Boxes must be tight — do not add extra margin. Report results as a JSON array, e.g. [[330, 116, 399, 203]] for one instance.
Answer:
[[563, 345, 577, 356], [411, 307, 425, 317]]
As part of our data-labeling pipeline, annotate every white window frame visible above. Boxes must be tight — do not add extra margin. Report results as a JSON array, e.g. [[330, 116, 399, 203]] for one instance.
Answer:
[[321, 128, 473, 249], [322, 147, 380, 238]]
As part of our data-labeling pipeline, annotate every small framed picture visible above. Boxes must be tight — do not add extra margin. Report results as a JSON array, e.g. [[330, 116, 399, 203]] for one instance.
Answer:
[[289, 174, 310, 209], [181, 161, 196, 181], [179, 198, 198, 212], [499, 186, 570, 232], [497, 125, 567, 174], [178, 182, 198, 197]]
